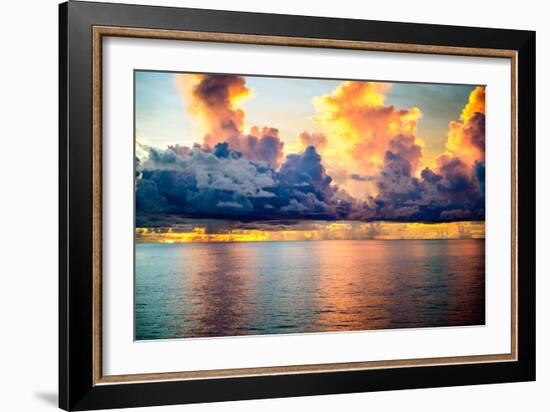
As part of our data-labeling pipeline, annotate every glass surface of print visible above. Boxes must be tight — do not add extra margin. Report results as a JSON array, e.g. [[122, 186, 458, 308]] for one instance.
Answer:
[[134, 71, 486, 340]]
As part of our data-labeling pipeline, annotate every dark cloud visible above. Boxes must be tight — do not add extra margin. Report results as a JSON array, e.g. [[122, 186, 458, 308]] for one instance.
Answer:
[[137, 144, 341, 220], [274, 146, 345, 218], [136, 179, 168, 213], [241, 126, 284, 167], [474, 161, 485, 194], [343, 133, 485, 223], [385, 134, 422, 175], [464, 112, 486, 152], [136, 141, 485, 223], [194, 75, 246, 113]]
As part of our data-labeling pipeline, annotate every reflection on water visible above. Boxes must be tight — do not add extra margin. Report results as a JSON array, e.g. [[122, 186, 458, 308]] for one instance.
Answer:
[[135, 239, 485, 340]]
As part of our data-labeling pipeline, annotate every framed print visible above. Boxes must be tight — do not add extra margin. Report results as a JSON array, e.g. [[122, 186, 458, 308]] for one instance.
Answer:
[[59, 1, 536, 410]]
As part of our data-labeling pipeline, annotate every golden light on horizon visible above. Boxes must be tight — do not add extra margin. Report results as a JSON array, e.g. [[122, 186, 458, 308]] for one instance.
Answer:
[[136, 221, 485, 244]]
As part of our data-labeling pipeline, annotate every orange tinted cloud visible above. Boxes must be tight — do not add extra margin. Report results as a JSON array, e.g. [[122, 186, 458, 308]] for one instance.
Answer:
[[444, 86, 485, 166], [175, 74, 251, 143], [175, 74, 284, 166], [298, 131, 327, 152], [460, 86, 485, 123], [312, 81, 423, 178], [308, 81, 424, 200]]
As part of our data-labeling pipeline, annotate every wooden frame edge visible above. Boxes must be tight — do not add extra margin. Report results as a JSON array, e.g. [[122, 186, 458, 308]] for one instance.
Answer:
[[91, 25, 518, 386], [511, 51, 519, 362], [97, 353, 515, 385], [94, 26, 517, 57], [92, 27, 103, 385]]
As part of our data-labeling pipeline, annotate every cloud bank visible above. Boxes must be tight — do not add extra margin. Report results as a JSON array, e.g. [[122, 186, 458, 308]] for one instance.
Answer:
[[137, 143, 343, 220], [137, 76, 485, 223]]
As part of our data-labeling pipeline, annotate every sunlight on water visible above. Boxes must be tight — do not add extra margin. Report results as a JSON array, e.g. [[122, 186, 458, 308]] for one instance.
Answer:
[[135, 239, 485, 340]]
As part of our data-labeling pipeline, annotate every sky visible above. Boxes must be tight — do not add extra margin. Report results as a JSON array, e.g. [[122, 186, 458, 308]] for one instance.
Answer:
[[136, 71, 474, 166], [135, 71, 486, 239]]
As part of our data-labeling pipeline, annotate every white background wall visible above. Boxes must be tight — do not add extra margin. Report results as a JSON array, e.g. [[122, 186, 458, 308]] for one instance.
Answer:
[[0, 0, 546, 411]]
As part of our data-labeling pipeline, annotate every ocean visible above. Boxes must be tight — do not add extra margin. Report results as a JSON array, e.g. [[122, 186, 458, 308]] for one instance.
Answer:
[[135, 239, 485, 340]]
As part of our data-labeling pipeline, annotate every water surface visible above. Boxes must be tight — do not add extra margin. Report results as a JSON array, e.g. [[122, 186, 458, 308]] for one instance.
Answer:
[[135, 239, 485, 340]]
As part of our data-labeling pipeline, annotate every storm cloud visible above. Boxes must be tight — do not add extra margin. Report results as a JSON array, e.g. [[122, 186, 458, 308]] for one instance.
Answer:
[[138, 75, 486, 223], [175, 74, 285, 166], [137, 141, 484, 223], [137, 143, 344, 220], [353, 134, 485, 222]]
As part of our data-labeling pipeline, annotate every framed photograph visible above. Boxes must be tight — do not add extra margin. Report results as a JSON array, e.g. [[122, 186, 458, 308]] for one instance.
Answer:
[[59, 1, 536, 410]]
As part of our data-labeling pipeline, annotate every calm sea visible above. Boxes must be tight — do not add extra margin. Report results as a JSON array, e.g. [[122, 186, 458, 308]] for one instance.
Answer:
[[135, 239, 485, 340]]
